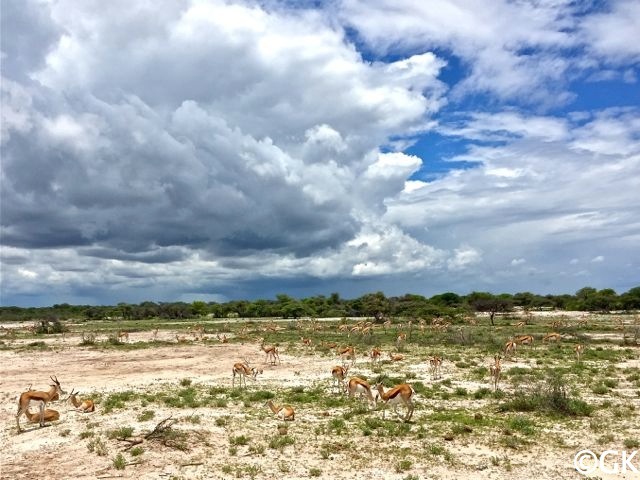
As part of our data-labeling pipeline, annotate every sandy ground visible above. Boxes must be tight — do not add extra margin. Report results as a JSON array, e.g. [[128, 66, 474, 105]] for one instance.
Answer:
[[1, 326, 638, 480]]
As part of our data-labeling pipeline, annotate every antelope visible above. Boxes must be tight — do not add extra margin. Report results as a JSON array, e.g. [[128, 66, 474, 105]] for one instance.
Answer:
[[489, 355, 501, 391], [419, 319, 426, 333], [504, 340, 517, 358], [338, 346, 356, 366], [370, 347, 382, 365], [396, 332, 407, 348], [16, 376, 64, 432], [513, 321, 526, 328], [265, 400, 295, 421], [260, 339, 280, 365], [152, 328, 159, 340], [300, 337, 312, 348], [24, 408, 60, 423], [217, 333, 229, 343], [117, 330, 129, 342], [374, 383, 415, 422], [347, 377, 376, 409], [574, 344, 585, 361], [382, 319, 392, 333], [543, 332, 562, 343], [67, 388, 95, 412], [189, 324, 204, 340], [514, 335, 534, 347], [331, 365, 349, 393], [322, 341, 337, 349], [389, 352, 404, 362], [176, 334, 189, 343], [232, 361, 263, 388], [429, 355, 443, 379]]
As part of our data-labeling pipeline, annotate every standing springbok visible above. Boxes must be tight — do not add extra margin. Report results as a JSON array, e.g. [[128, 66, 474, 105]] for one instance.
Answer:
[[374, 383, 415, 422], [369, 347, 382, 365], [347, 377, 376, 409], [331, 365, 349, 393], [16, 376, 64, 432], [232, 361, 263, 388], [429, 355, 443, 379], [574, 344, 585, 362], [489, 355, 502, 391]]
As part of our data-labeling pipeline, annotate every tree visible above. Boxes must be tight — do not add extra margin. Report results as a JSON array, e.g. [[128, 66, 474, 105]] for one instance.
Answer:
[[191, 301, 208, 317], [466, 292, 513, 326]]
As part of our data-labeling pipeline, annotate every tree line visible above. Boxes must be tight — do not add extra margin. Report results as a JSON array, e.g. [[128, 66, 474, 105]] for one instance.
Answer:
[[1, 286, 638, 322]]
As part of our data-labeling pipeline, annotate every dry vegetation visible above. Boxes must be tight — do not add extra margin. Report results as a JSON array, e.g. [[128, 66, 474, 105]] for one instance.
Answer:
[[1, 312, 639, 479]]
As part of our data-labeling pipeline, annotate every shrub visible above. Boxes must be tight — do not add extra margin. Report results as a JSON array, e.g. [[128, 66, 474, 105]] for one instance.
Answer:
[[113, 453, 126, 470]]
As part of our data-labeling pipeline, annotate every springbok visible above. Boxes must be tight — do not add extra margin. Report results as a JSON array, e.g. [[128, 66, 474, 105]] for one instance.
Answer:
[[259, 339, 281, 365], [331, 365, 349, 393], [265, 400, 295, 421], [232, 360, 263, 388], [489, 355, 501, 391], [429, 355, 443, 379], [24, 408, 60, 423], [347, 377, 376, 409], [16, 376, 64, 432], [67, 389, 95, 412], [374, 383, 415, 422]]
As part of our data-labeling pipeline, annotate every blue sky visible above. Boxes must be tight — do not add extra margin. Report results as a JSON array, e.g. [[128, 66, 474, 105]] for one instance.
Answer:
[[1, 0, 639, 306]]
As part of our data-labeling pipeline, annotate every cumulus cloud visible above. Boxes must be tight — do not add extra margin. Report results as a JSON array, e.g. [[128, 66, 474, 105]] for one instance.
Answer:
[[386, 107, 640, 293], [339, 0, 640, 106], [1, 1, 638, 305], [0, 0, 457, 304]]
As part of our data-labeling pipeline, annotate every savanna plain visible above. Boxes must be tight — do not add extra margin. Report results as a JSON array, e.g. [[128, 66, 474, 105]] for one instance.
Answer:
[[1, 312, 639, 480]]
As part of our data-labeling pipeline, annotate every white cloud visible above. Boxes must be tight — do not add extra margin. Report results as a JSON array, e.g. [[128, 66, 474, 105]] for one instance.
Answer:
[[447, 246, 482, 271], [1, 1, 638, 305], [580, 0, 640, 63], [591, 256, 605, 263]]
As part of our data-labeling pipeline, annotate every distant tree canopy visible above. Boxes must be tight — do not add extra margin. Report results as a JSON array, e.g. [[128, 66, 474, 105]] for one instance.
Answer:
[[1, 286, 638, 322]]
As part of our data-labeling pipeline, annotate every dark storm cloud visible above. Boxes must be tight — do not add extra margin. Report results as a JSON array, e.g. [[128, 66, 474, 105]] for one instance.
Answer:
[[0, 0, 62, 81]]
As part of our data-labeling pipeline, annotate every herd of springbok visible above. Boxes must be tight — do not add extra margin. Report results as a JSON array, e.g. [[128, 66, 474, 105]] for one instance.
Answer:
[[15, 315, 591, 432]]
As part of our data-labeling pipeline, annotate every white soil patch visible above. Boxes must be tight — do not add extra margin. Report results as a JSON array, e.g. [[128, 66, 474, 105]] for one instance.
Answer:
[[1, 332, 637, 479]]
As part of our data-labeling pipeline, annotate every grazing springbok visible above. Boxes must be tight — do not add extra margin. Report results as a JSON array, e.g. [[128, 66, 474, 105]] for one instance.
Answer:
[[331, 365, 349, 393], [504, 340, 517, 359], [514, 335, 534, 348], [16, 376, 64, 432], [543, 332, 562, 343], [338, 346, 356, 366], [374, 383, 415, 422], [67, 389, 96, 412], [232, 360, 263, 388], [489, 355, 502, 391], [347, 377, 376, 409]]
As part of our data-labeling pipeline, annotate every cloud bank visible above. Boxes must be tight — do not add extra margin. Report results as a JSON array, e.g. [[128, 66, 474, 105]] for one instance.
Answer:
[[1, 0, 638, 305]]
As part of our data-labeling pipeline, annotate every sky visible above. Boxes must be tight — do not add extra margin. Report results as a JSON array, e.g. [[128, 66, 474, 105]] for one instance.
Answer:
[[1, 0, 639, 307]]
